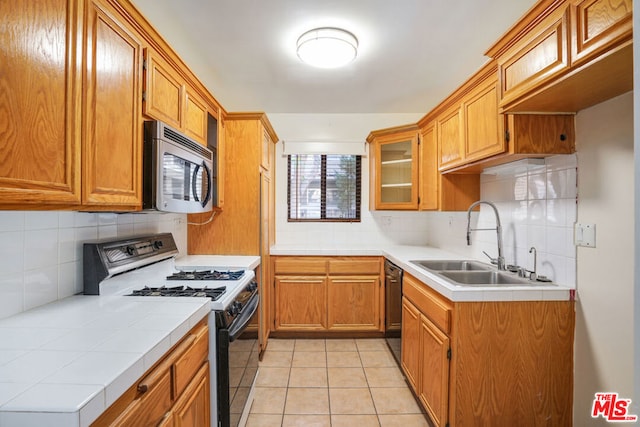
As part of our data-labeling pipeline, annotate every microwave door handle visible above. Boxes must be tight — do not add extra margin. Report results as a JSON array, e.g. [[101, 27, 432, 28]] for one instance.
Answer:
[[191, 161, 212, 207], [200, 161, 211, 207], [191, 163, 201, 202]]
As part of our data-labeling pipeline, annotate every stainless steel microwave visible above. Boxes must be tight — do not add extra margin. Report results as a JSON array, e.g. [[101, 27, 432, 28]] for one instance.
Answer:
[[143, 120, 213, 213]]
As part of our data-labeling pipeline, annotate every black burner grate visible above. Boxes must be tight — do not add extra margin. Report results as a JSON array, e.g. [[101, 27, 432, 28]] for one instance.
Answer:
[[127, 285, 226, 300], [166, 270, 245, 281]]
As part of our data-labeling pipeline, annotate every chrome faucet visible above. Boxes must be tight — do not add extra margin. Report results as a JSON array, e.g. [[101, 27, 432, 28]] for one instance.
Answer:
[[466, 200, 505, 271], [528, 247, 538, 281]]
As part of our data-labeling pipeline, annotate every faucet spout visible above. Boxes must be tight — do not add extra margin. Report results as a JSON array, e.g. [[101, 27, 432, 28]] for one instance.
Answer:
[[466, 200, 505, 270]]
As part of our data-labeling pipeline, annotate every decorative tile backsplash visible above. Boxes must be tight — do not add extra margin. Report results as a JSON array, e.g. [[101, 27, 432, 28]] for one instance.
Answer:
[[428, 154, 577, 287], [0, 211, 187, 319]]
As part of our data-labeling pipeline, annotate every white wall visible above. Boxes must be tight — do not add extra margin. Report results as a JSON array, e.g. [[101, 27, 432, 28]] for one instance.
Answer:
[[271, 113, 433, 248], [0, 211, 188, 320], [573, 92, 635, 425]]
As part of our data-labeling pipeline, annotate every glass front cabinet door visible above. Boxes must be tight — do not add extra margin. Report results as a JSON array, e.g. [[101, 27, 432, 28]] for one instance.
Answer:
[[368, 125, 419, 210]]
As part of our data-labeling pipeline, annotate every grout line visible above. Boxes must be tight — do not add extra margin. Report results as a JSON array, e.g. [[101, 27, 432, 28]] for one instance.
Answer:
[[255, 338, 425, 426]]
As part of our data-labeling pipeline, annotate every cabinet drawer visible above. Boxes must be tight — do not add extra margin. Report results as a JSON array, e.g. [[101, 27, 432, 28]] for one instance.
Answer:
[[328, 258, 381, 275], [174, 323, 209, 397], [273, 257, 327, 275], [109, 362, 173, 426], [403, 273, 452, 334]]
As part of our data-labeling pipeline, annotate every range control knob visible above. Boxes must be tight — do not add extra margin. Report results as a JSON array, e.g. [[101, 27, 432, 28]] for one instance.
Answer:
[[227, 305, 238, 317], [153, 240, 163, 250], [247, 281, 258, 292], [233, 301, 244, 313], [125, 246, 135, 256]]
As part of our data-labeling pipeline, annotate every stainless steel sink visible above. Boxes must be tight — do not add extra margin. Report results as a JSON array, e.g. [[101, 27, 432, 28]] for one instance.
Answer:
[[410, 259, 492, 271], [409, 259, 554, 287], [439, 270, 535, 286]]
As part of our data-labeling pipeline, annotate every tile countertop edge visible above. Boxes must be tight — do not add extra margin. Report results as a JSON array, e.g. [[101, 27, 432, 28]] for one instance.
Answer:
[[270, 244, 573, 302], [0, 297, 211, 427], [176, 255, 261, 270]]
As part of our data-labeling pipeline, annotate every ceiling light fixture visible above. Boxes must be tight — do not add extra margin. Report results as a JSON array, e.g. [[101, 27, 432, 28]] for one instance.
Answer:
[[296, 27, 358, 69]]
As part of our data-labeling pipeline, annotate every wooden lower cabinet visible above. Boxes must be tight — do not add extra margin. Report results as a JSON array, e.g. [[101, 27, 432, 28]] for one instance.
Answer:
[[419, 314, 450, 427], [275, 276, 327, 331], [401, 273, 575, 426], [328, 276, 380, 331], [400, 298, 421, 391], [92, 321, 210, 427], [272, 256, 384, 333], [172, 363, 210, 427]]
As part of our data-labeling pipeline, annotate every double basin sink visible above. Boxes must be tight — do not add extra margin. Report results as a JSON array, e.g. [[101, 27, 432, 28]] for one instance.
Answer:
[[409, 260, 554, 287]]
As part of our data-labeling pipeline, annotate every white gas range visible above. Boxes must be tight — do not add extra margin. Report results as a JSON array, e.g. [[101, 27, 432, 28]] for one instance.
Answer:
[[83, 233, 260, 427]]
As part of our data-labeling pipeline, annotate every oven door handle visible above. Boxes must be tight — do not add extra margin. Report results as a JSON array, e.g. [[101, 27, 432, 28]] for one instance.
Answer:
[[228, 292, 259, 342]]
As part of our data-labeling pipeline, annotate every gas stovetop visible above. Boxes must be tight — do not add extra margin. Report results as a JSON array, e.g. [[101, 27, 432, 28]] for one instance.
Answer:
[[83, 233, 256, 311], [127, 285, 227, 300], [166, 270, 245, 281]]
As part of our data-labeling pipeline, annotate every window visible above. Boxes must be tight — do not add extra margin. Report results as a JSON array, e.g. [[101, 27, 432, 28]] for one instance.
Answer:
[[288, 154, 361, 221]]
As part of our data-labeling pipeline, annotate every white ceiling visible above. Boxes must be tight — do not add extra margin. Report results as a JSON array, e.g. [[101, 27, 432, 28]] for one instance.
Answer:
[[131, 0, 538, 114]]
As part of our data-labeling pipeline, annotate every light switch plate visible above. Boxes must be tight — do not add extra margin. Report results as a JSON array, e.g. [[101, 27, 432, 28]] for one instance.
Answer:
[[574, 223, 596, 247]]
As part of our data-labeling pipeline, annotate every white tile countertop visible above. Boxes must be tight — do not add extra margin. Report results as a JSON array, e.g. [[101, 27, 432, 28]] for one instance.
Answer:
[[175, 255, 261, 271], [0, 295, 210, 427], [270, 244, 573, 302]]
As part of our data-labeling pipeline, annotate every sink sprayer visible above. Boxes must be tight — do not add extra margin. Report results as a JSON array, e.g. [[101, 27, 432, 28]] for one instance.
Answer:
[[466, 200, 505, 271]]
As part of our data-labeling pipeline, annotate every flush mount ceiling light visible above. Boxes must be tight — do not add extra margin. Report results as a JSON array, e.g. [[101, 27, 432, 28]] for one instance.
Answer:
[[296, 27, 358, 68]]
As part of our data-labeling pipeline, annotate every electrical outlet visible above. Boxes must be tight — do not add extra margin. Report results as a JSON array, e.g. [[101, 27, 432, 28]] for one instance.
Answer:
[[382, 216, 392, 227], [574, 223, 596, 247]]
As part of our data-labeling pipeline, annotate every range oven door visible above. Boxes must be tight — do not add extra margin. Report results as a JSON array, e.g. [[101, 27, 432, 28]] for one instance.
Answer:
[[216, 292, 259, 427]]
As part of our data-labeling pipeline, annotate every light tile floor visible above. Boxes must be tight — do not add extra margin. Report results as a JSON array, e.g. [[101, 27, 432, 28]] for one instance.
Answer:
[[246, 338, 430, 427]]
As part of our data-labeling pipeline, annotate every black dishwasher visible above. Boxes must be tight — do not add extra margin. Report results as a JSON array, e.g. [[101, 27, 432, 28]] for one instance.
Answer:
[[384, 259, 403, 364]]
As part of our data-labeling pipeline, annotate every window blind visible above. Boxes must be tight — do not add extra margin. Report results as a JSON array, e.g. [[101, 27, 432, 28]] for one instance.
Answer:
[[288, 154, 361, 221]]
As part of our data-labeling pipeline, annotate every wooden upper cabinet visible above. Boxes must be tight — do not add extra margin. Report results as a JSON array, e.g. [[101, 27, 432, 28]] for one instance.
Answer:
[[436, 64, 506, 172], [184, 88, 208, 144], [497, 4, 570, 109], [144, 49, 183, 129], [82, 0, 143, 209], [0, 0, 82, 207], [571, 0, 633, 66], [418, 123, 438, 211], [487, 0, 632, 113], [463, 76, 505, 164], [143, 49, 208, 146], [261, 128, 273, 172], [437, 105, 464, 171], [506, 114, 575, 155], [368, 125, 419, 210]]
